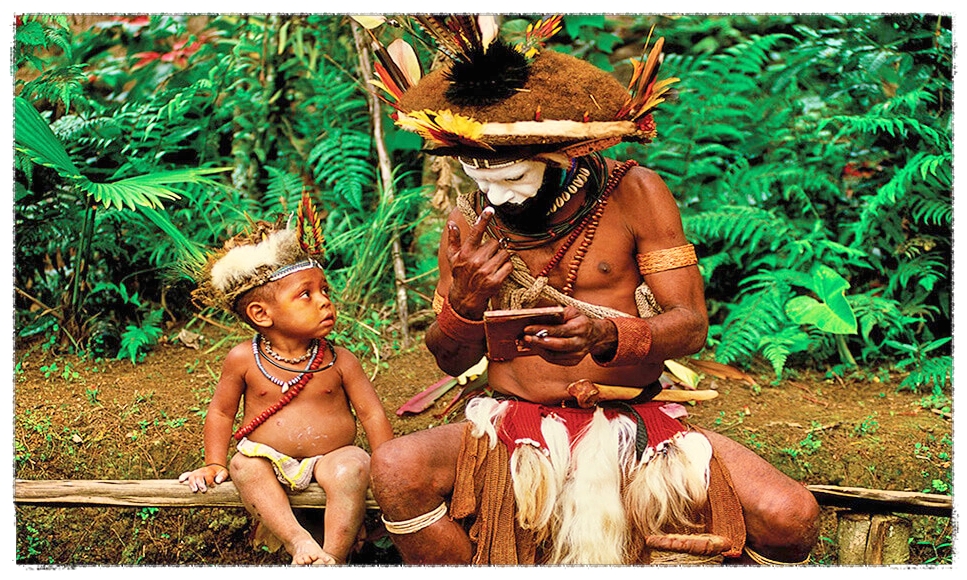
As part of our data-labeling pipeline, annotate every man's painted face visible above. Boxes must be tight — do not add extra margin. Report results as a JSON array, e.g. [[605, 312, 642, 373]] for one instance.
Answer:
[[461, 160, 547, 206]]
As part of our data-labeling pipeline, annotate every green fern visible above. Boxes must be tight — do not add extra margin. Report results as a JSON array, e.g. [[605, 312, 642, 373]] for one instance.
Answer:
[[759, 327, 813, 380], [715, 281, 790, 366], [308, 128, 374, 212], [117, 309, 165, 364], [899, 355, 952, 395]]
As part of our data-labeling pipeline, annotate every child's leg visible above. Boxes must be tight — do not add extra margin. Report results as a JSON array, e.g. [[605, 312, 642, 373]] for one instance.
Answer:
[[230, 453, 334, 565], [313, 445, 371, 564]]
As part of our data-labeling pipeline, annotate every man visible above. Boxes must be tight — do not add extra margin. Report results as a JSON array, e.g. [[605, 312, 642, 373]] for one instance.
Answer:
[[367, 15, 819, 565]]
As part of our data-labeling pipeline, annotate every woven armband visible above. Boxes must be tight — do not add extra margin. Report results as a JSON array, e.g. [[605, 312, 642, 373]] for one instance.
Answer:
[[637, 244, 698, 276], [436, 296, 486, 343], [593, 316, 653, 367]]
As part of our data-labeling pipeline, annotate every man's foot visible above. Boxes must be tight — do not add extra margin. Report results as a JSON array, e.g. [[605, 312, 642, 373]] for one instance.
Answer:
[[290, 537, 337, 565]]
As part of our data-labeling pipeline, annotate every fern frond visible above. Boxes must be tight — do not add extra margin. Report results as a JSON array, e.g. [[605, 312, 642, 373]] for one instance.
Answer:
[[307, 128, 375, 212], [759, 327, 813, 379], [899, 355, 952, 394], [715, 281, 791, 365]]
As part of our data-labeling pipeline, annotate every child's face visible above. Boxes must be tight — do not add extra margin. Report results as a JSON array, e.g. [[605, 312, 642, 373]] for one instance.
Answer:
[[265, 267, 336, 339]]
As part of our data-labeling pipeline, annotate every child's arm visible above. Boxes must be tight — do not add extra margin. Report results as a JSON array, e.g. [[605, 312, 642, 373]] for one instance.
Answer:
[[179, 345, 247, 492], [339, 348, 394, 451]]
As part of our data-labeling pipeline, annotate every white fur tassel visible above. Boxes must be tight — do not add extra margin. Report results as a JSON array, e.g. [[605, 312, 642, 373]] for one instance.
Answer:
[[550, 409, 628, 564], [509, 414, 570, 542], [624, 431, 712, 536], [464, 397, 507, 449]]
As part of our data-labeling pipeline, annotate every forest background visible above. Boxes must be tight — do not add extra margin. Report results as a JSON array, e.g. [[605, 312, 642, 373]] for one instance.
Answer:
[[11, 13, 954, 566]]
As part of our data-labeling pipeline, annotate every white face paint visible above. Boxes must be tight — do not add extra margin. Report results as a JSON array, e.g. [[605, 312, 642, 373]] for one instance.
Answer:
[[461, 160, 547, 206]]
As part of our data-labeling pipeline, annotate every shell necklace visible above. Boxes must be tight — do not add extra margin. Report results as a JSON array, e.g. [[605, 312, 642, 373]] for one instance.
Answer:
[[252, 335, 319, 392]]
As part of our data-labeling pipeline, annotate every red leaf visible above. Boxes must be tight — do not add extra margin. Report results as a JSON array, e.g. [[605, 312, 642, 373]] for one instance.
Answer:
[[396, 375, 458, 416]]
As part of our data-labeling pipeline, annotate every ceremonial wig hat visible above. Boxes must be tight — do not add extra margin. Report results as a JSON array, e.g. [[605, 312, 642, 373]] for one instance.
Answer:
[[358, 15, 678, 163], [192, 192, 327, 314]]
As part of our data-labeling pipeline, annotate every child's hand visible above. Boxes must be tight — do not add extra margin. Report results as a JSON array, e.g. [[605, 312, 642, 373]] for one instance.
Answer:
[[178, 463, 228, 492]]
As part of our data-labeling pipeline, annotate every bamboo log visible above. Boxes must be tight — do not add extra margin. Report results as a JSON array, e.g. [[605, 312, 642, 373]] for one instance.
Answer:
[[14, 479, 379, 510], [806, 485, 951, 517]]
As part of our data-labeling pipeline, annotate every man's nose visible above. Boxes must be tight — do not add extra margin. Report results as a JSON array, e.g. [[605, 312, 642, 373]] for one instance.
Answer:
[[487, 185, 513, 205]]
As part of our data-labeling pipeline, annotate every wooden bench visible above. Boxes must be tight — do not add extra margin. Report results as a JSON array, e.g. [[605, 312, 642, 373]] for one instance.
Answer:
[[15, 479, 951, 564]]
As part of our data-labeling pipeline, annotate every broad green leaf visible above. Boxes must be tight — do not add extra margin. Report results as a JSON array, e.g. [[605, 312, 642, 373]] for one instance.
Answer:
[[786, 267, 857, 335]]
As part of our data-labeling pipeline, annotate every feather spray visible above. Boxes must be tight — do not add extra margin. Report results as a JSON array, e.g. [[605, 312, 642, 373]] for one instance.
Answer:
[[617, 30, 680, 123], [296, 190, 325, 257]]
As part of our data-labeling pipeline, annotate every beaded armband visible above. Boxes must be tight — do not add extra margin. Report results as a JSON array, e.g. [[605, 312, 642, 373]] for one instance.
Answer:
[[592, 316, 653, 367], [436, 295, 486, 343], [637, 244, 698, 276]]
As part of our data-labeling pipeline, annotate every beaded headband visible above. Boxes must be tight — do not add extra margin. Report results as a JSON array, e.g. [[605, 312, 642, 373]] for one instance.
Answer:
[[357, 15, 678, 159], [192, 192, 327, 314]]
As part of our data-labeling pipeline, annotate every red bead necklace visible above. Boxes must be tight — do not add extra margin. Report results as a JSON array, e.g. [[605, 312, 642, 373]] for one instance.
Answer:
[[233, 343, 330, 441], [536, 160, 638, 295]]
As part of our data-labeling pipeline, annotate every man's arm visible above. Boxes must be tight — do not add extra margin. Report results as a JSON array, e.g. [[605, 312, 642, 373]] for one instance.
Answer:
[[425, 206, 512, 376], [601, 166, 708, 363]]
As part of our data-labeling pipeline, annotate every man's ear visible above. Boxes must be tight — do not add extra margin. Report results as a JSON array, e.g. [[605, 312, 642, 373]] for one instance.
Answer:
[[245, 301, 273, 330]]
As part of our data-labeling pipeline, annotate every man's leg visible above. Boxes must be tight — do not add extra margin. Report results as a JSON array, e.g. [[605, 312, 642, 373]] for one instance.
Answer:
[[312, 445, 371, 564], [370, 422, 471, 564], [702, 429, 820, 564], [230, 453, 333, 565]]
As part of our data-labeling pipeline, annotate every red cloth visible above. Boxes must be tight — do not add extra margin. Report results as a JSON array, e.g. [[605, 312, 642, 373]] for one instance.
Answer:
[[493, 399, 687, 453]]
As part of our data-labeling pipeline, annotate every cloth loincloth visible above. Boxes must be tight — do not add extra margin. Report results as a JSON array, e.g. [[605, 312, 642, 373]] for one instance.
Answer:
[[450, 396, 745, 564], [236, 437, 323, 492]]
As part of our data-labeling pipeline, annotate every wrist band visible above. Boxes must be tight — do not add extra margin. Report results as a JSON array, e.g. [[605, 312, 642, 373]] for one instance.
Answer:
[[206, 463, 227, 470], [638, 244, 698, 276], [436, 297, 486, 343], [593, 316, 652, 366]]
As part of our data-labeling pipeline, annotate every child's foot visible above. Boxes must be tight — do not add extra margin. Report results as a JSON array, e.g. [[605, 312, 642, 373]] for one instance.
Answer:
[[290, 538, 337, 565]]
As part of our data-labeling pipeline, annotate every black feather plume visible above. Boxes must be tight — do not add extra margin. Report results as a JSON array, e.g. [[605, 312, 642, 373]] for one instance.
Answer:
[[444, 41, 530, 107]]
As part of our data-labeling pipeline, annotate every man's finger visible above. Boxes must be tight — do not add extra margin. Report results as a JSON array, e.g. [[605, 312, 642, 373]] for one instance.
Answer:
[[465, 206, 494, 247], [444, 221, 462, 263]]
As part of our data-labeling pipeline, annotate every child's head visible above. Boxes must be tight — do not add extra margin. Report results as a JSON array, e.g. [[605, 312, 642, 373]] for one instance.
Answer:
[[233, 262, 335, 337], [192, 196, 330, 333]]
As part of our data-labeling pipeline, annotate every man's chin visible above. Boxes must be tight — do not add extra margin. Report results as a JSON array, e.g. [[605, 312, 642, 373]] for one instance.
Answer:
[[494, 201, 530, 216]]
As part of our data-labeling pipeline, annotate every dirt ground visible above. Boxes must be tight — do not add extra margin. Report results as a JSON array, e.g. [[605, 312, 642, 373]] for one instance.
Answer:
[[13, 325, 954, 566]]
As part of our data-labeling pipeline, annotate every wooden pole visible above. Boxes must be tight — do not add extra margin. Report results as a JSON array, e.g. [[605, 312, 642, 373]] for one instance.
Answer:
[[351, 21, 411, 347], [14, 479, 378, 510]]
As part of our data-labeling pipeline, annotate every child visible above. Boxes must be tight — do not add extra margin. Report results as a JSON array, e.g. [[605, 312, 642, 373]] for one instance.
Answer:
[[180, 199, 394, 565]]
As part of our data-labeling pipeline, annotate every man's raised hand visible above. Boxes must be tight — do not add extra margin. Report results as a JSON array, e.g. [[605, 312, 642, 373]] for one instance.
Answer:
[[445, 207, 513, 319]]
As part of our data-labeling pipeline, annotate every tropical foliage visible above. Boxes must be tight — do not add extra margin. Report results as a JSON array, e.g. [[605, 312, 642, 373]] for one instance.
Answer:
[[13, 14, 952, 394]]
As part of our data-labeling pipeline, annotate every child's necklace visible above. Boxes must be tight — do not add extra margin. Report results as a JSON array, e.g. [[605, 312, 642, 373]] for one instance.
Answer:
[[261, 337, 315, 364], [252, 335, 322, 392]]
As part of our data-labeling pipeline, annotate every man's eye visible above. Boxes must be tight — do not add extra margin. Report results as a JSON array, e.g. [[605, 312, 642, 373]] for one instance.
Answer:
[[505, 175, 524, 182]]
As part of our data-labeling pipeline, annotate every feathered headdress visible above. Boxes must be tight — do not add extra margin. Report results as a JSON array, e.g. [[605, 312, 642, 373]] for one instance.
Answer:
[[192, 191, 327, 314], [356, 15, 678, 161]]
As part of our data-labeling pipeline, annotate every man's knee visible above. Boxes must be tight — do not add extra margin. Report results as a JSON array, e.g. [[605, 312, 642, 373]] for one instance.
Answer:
[[753, 484, 821, 549], [370, 437, 420, 498]]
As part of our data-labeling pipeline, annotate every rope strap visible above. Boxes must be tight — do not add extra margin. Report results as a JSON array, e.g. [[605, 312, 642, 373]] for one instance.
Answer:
[[637, 244, 698, 276], [744, 546, 811, 566], [382, 502, 449, 535]]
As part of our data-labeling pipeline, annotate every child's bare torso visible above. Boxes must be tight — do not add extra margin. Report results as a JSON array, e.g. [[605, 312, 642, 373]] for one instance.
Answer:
[[239, 353, 358, 459]]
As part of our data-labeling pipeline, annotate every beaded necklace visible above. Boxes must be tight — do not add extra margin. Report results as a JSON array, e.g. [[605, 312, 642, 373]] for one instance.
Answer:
[[252, 335, 319, 392], [262, 336, 314, 364], [234, 338, 333, 441], [536, 160, 638, 296]]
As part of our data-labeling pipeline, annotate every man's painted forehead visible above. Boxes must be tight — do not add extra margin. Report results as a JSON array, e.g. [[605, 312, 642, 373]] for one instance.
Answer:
[[460, 159, 545, 181]]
